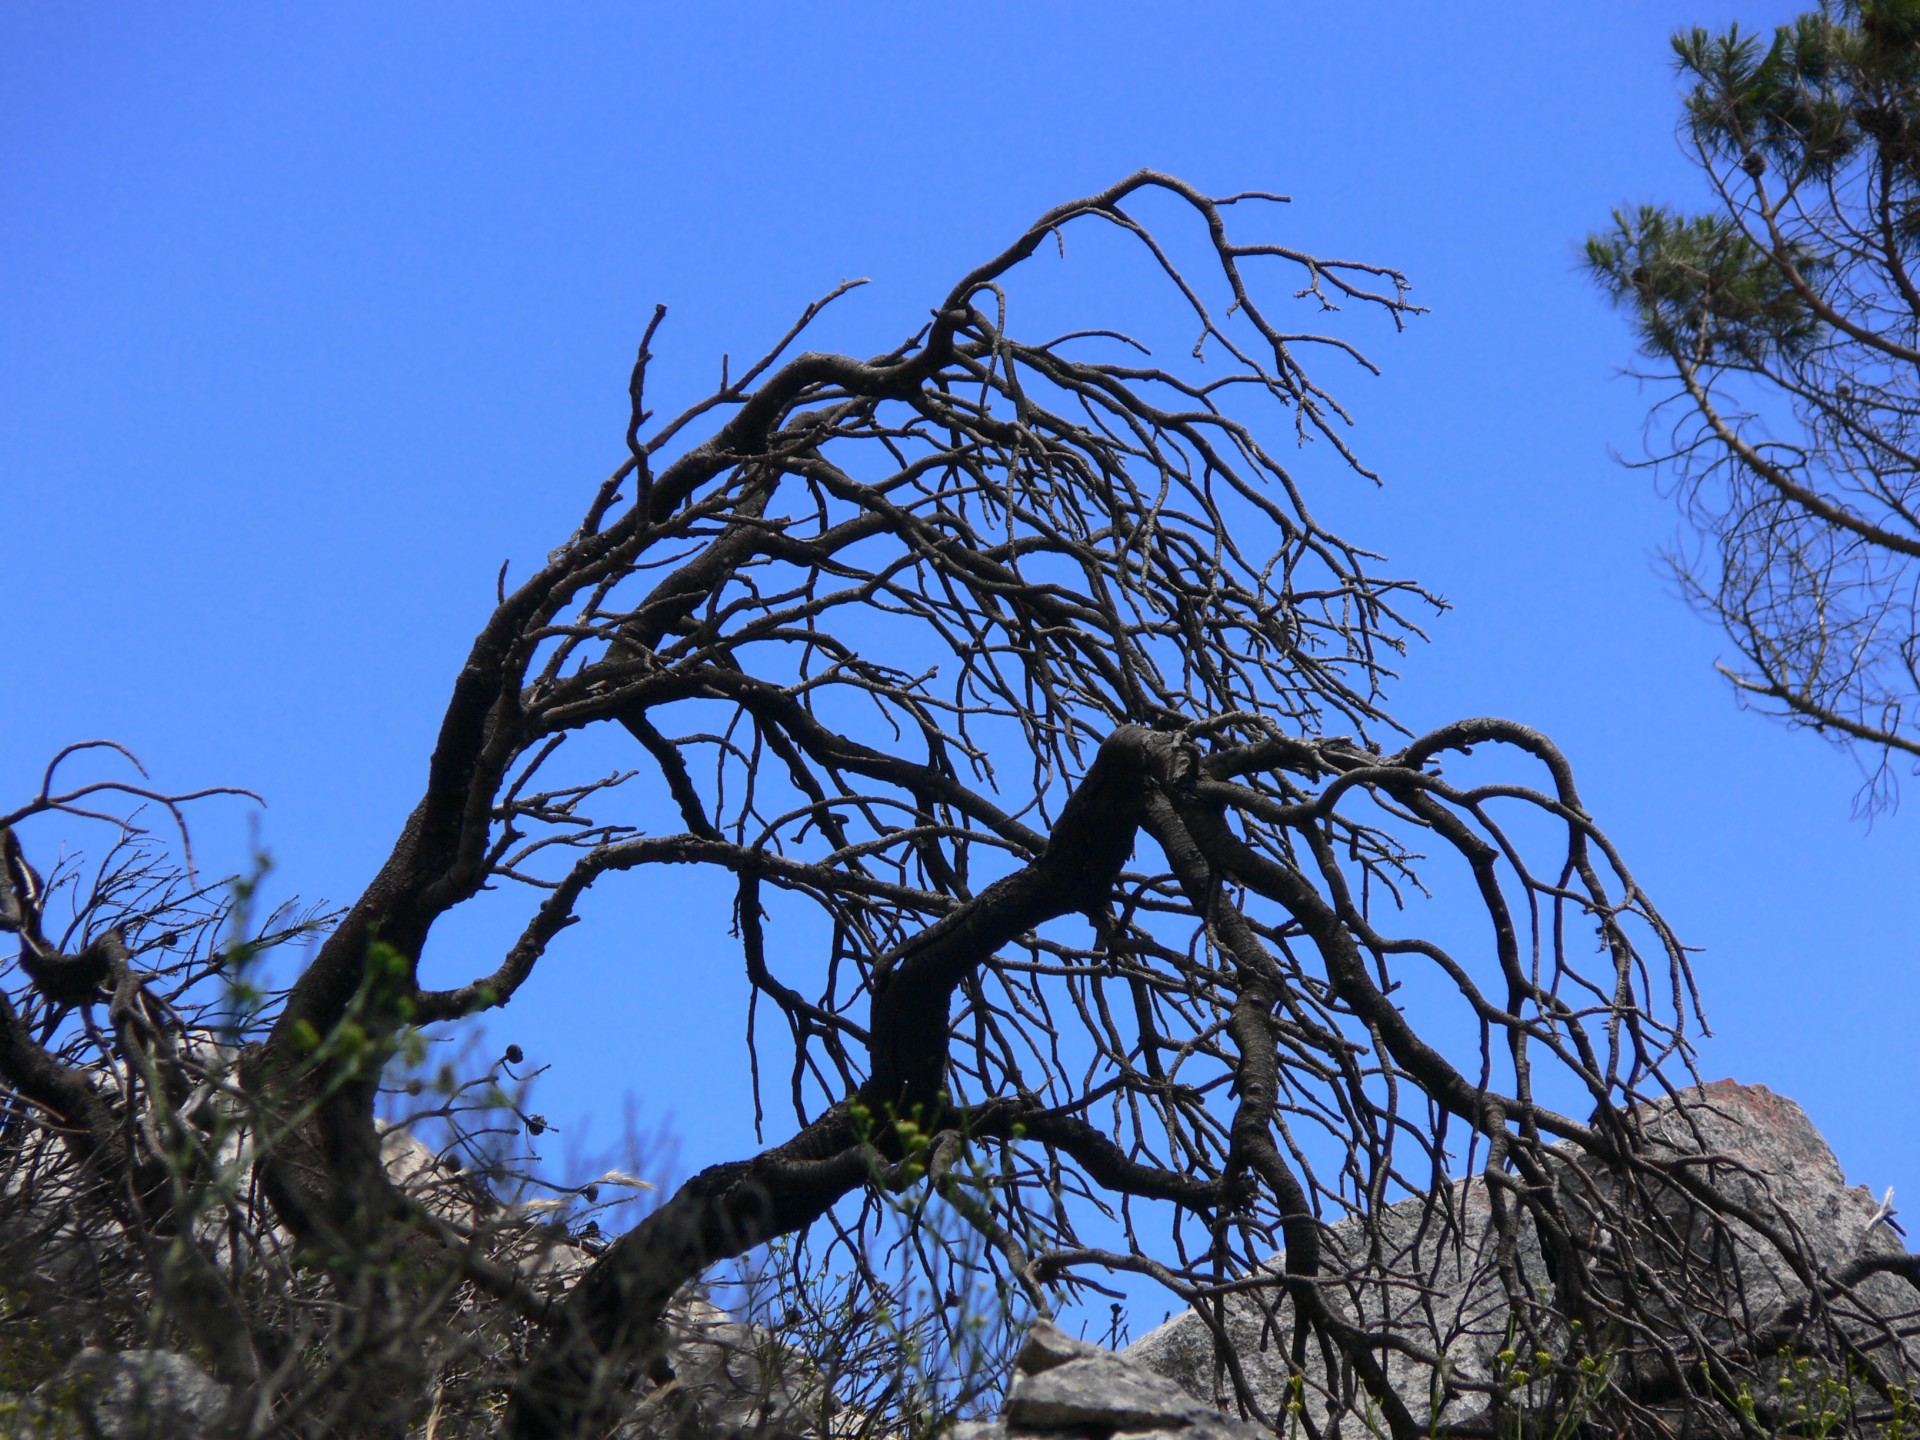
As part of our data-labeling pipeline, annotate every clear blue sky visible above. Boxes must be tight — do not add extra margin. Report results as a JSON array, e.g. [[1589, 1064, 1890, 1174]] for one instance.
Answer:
[[5, 4, 1914, 1236]]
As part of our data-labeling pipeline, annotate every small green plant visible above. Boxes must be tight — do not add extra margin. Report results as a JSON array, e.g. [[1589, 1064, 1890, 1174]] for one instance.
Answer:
[[1488, 1340, 1614, 1440], [1692, 1351, 1918, 1440]]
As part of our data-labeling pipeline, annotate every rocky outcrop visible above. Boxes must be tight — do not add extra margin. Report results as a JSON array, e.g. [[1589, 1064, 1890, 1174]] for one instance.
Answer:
[[613, 1295, 827, 1440], [1124, 1166, 1532, 1430], [0, 1302, 819, 1440], [6, 1082, 1910, 1438], [376, 1121, 600, 1284], [957, 1323, 1269, 1440], [377, 1131, 825, 1439], [1, 1349, 237, 1440], [0, 1120, 798, 1440], [1122, 1081, 1918, 1431]]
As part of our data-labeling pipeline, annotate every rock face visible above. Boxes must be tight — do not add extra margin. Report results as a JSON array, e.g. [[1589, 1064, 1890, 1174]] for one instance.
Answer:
[[1, 1349, 238, 1440], [385, 1119, 823, 1440], [5, 1082, 1909, 1438], [957, 1323, 1269, 1440], [1123, 1170, 1528, 1430], [1121, 1081, 1917, 1431], [613, 1294, 826, 1440], [63, 1350, 236, 1440], [0, 1298, 813, 1440], [0, 1120, 798, 1440]]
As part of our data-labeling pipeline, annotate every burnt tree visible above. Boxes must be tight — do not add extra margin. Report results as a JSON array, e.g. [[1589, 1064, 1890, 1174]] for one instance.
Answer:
[[4, 172, 1914, 1439]]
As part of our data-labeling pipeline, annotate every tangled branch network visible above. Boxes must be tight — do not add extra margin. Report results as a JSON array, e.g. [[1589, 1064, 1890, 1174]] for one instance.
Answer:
[[7, 172, 1908, 1440]]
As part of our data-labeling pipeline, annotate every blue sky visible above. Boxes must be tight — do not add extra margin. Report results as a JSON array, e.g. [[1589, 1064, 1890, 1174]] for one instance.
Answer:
[[4, 2, 1914, 1245]]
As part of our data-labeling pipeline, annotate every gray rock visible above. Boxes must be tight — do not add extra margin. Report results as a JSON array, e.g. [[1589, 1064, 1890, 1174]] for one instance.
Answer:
[[0, 1394, 65, 1440], [1123, 1081, 1918, 1431], [1606, 1080, 1914, 1343], [614, 1296, 827, 1440], [1012, 1320, 1110, 1376], [983, 1321, 1269, 1440], [377, 1122, 597, 1285], [1008, 1353, 1200, 1430], [1124, 1173, 1534, 1430], [37, 1349, 235, 1440]]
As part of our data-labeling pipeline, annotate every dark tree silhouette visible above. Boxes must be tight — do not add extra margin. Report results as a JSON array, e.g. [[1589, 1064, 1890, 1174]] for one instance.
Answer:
[[5, 172, 1915, 1439]]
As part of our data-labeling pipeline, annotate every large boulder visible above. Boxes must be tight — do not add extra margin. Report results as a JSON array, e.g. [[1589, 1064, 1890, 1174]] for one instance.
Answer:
[[613, 1295, 827, 1440], [1124, 1167, 1535, 1430], [957, 1323, 1268, 1440], [378, 1129, 824, 1440], [7, 1349, 238, 1440], [1123, 1081, 1916, 1432]]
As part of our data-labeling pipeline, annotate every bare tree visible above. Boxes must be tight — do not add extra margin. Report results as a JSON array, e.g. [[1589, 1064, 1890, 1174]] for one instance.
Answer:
[[5, 171, 1916, 1440], [1588, 2, 1920, 810]]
